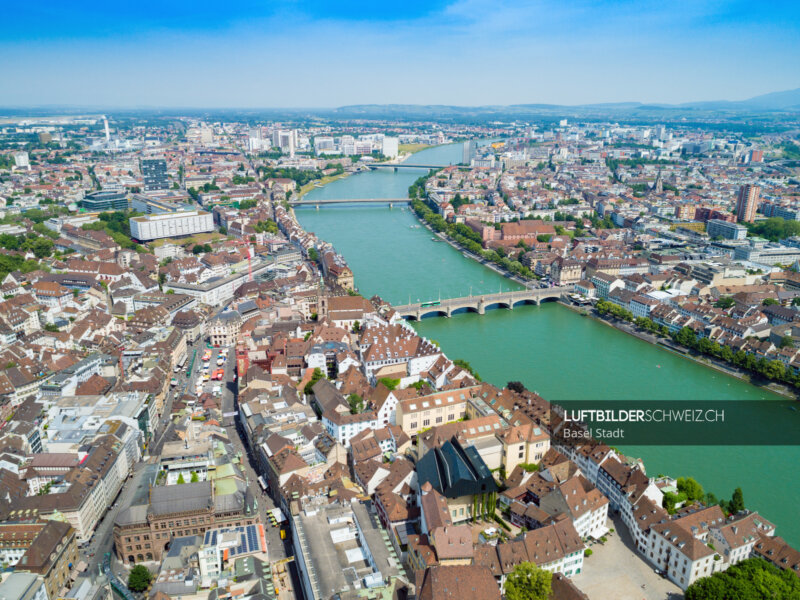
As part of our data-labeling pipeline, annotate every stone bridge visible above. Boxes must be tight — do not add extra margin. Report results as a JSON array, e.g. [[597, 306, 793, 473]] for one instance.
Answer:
[[393, 286, 574, 320]]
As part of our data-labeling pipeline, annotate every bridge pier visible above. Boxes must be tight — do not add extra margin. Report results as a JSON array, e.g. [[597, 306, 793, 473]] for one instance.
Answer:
[[477, 301, 485, 315]]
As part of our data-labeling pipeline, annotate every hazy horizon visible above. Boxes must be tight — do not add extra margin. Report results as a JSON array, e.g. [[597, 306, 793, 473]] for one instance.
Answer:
[[4, 0, 800, 108]]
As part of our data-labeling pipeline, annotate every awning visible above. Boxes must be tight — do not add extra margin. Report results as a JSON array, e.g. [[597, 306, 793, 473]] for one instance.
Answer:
[[589, 525, 610, 540], [270, 507, 287, 523]]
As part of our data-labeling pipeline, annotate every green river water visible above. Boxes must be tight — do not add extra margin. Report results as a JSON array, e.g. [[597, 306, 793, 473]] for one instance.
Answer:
[[296, 143, 800, 545]]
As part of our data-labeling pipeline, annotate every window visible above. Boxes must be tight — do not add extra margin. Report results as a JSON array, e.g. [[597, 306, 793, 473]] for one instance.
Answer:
[[423, 419, 430, 427], [435, 416, 442, 424], [410, 422, 417, 429]]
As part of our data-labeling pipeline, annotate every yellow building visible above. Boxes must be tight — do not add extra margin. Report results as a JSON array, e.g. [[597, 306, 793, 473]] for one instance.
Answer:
[[395, 386, 480, 437]]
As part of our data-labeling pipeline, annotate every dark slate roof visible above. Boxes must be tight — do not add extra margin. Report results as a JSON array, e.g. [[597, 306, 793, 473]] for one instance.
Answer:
[[417, 439, 497, 499]]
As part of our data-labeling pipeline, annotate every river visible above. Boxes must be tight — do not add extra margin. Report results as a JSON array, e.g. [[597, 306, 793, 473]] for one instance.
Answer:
[[296, 142, 800, 545]]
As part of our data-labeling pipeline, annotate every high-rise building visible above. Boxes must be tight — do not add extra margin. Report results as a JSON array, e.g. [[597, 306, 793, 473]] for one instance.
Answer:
[[382, 137, 399, 158], [340, 135, 356, 156], [462, 140, 476, 165], [273, 130, 297, 156], [314, 136, 335, 154], [140, 158, 169, 192], [735, 184, 760, 223], [199, 126, 214, 145]]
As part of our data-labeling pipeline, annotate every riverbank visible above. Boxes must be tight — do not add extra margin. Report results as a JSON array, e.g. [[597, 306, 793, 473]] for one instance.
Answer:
[[295, 141, 800, 546], [415, 212, 531, 289], [409, 194, 799, 400], [295, 171, 352, 200], [558, 299, 799, 400], [398, 143, 445, 159]]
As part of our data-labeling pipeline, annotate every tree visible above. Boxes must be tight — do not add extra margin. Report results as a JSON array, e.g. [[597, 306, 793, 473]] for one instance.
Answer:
[[347, 394, 363, 414], [352, 320, 360, 333], [676, 477, 704, 502], [504, 562, 552, 600], [304, 368, 324, 396], [779, 335, 795, 349], [747, 217, 800, 242], [177, 473, 185, 484], [190, 471, 199, 483], [128, 565, 152, 592], [762, 297, 780, 306], [714, 296, 735, 309], [378, 377, 400, 391], [720, 345, 734, 363], [30, 238, 54, 259], [685, 558, 800, 599], [662, 491, 681, 514], [453, 359, 481, 381], [507, 381, 526, 393], [308, 248, 319, 262], [729, 487, 745, 513]]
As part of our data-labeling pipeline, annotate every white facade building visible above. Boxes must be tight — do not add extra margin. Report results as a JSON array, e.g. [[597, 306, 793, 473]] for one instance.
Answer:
[[13, 152, 30, 169], [130, 210, 214, 241], [382, 137, 399, 158]]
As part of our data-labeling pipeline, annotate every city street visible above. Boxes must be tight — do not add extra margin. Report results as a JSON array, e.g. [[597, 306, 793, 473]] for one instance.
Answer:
[[81, 461, 152, 583], [75, 332, 297, 594], [192, 339, 294, 564]]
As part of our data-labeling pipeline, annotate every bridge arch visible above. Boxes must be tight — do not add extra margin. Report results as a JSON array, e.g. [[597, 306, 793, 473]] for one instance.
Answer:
[[538, 295, 561, 305], [418, 309, 450, 319], [450, 306, 481, 316], [484, 301, 513, 311], [513, 298, 540, 307]]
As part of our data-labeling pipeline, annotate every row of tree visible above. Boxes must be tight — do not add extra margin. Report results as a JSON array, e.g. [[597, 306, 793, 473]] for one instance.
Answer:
[[258, 166, 323, 187], [662, 477, 746, 516], [410, 198, 537, 280], [672, 324, 798, 387], [595, 299, 800, 388], [472, 491, 498, 522], [81, 210, 146, 252], [0, 232, 55, 259]]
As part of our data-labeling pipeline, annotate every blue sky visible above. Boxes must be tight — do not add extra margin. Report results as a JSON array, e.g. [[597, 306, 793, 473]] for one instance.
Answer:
[[2, 0, 798, 108]]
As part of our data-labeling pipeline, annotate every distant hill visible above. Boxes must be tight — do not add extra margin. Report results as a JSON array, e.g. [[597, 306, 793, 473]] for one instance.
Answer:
[[680, 88, 800, 111], [333, 88, 800, 119]]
